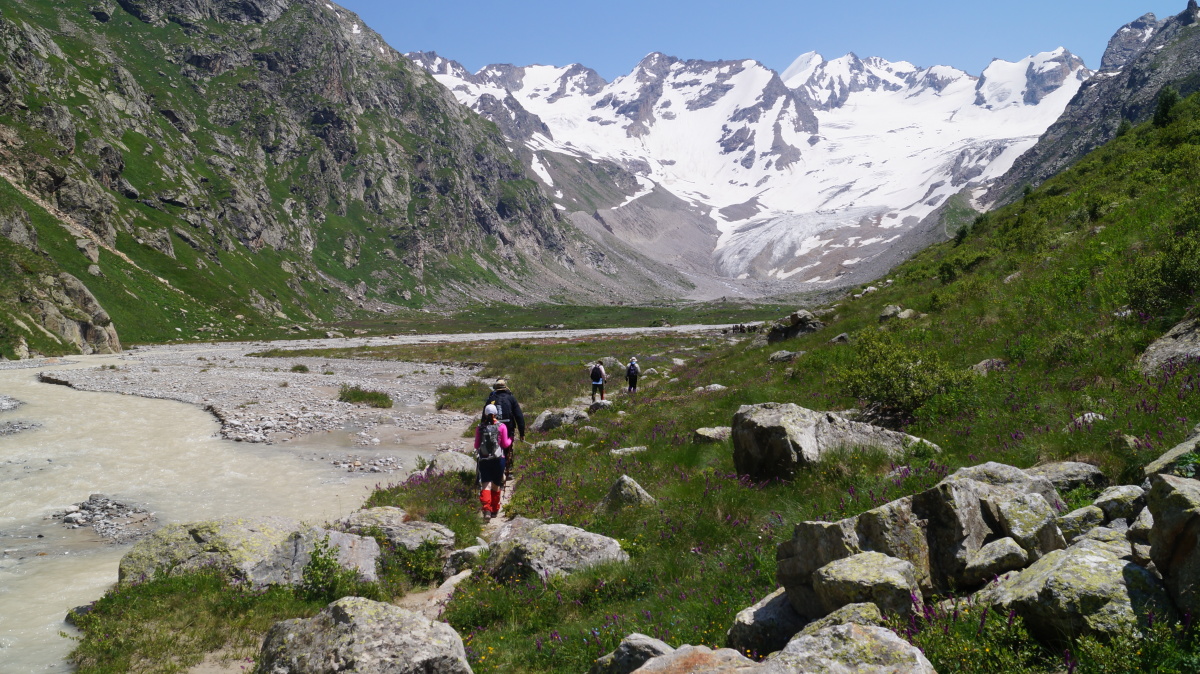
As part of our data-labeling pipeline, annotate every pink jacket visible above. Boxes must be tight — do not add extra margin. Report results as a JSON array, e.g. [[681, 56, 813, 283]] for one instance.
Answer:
[[474, 422, 512, 458]]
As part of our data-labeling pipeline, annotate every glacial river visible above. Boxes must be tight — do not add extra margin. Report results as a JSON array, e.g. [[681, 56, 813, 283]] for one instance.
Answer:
[[0, 355, 395, 672]]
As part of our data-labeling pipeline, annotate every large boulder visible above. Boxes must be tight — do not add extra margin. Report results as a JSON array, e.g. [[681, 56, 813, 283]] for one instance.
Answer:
[[732, 403, 938, 480], [590, 633, 674, 674], [944, 462, 1062, 508], [531, 408, 589, 432], [1147, 473, 1200, 617], [633, 645, 758, 673], [597, 475, 657, 513], [978, 535, 1176, 641], [811, 552, 919, 619], [994, 492, 1066, 561], [489, 516, 543, 544], [796, 603, 882, 638], [763, 624, 936, 673], [725, 588, 807, 658], [257, 597, 472, 674], [486, 523, 628, 582], [1024, 462, 1107, 491], [118, 516, 378, 588], [1139, 318, 1200, 374], [337, 512, 456, 553], [766, 310, 824, 344], [1094, 485, 1145, 522], [426, 451, 478, 475]]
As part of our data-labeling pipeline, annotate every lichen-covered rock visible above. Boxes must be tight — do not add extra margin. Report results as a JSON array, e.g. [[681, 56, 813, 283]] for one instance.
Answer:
[[597, 475, 657, 513], [118, 516, 378, 587], [1142, 432, 1200, 478], [811, 552, 919, 619], [611, 446, 648, 456], [425, 451, 478, 475], [694, 427, 732, 444], [1147, 473, 1200, 617], [995, 492, 1066, 561], [767, 310, 824, 344], [590, 633, 675, 674], [732, 403, 938, 480], [486, 523, 628, 582], [257, 597, 472, 674], [1094, 485, 1145, 522], [1058, 505, 1105, 544], [589, 400, 615, 413], [336, 507, 408, 531], [1025, 462, 1107, 491], [633, 645, 758, 673], [379, 521, 457, 552], [764, 624, 936, 673], [977, 535, 1176, 641], [768, 350, 799, 363], [489, 516, 543, 544], [945, 462, 1062, 508], [962, 537, 1028, 586], [531, 408, 589, 432], [725, 588, 807, 658], [797, 602, 882, 638]]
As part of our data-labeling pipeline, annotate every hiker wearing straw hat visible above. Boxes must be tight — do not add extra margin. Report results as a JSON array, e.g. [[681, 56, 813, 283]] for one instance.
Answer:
[[483, 379, 524, 482]]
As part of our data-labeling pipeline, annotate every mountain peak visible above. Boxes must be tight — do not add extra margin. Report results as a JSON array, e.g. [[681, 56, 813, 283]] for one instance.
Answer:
[[1100, 12, 1161, 71]]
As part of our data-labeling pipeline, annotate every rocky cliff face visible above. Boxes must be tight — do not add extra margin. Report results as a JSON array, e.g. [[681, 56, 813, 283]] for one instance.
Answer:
[[0, 0, 659, 357], [987, 1, 1200, 204]]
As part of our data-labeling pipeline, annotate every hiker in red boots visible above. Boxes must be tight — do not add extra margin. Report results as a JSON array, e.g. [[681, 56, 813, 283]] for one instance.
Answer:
[[474, 403, 511, 519]]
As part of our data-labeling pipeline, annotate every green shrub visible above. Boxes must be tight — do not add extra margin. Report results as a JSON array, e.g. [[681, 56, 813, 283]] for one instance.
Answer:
[[1126, 236, 1200, 316], [1039, 330, 1091, 365], [833, 331, 974, 419], [290, 363, 309, 372], [338, 384, 393, 408], [298, 535, 362, 603]]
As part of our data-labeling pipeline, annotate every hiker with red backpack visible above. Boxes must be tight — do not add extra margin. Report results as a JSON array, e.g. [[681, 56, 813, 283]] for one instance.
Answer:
[[474, 403, 511, 519]]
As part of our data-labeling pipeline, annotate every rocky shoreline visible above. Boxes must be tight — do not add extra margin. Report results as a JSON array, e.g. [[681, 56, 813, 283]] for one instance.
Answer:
[[40, 342, 478, 445]]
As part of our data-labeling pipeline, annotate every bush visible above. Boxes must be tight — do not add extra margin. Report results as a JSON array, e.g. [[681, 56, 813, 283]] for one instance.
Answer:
[[290, 363, 309, 372], [833, 331, 974, 419], [298, 535, 363, 603], [1126, 236, 1200, 316], [338, 384, 393, 408]]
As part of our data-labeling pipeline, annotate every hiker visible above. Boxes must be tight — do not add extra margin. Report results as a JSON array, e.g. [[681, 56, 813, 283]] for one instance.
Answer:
[[590, 360, 607, 402], [474, 403, 511, 519], [625, 357, 640, 393], [484, 379, 524, 482]]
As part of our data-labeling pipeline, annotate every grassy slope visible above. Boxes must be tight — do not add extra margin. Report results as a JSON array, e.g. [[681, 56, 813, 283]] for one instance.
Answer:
[[69, 99, 1200, 672]]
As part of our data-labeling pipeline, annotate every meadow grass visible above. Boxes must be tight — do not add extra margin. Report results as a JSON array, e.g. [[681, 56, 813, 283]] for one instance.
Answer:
[[337, 384, 393, 408]]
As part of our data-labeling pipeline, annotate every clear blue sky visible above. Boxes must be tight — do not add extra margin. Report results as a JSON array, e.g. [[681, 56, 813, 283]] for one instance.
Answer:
[[340, 0, 1187, 80]]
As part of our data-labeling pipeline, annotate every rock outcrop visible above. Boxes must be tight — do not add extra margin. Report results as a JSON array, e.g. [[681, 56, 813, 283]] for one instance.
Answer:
[[531, 408, 589, 432], [1139, 318, 1200, 374], [1025, 461, 1107, 491], [486, 523, 628, 581], [257, 597, 473, 674], [597, 475, 657, 512], [764, 624, 936, 673], [731, 403, 937, 480], [765, 310, 824, 344], [119, 516, 378, 587], [1147, 473, 1200, 617]]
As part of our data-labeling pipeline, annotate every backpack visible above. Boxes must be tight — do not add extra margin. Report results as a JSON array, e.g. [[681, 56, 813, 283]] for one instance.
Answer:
[[591, 365, 603, 382], [627, 363, 638, 378], [478, 423, 500, 460]]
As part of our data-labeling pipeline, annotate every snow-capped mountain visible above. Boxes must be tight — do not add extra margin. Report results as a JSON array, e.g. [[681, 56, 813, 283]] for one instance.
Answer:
[[408, 48, 1090, 285]]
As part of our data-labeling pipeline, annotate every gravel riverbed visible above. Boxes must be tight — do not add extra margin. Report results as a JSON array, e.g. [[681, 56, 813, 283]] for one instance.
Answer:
[[39, 342, 478, 445]]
